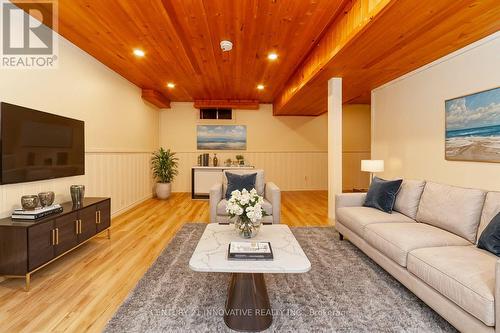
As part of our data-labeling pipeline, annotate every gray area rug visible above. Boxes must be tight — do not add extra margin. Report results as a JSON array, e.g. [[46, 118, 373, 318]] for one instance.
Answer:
[[105, 224, 457, 332]]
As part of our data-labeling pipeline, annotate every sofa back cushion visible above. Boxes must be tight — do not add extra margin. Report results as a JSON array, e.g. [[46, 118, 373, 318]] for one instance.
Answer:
[[223, 169, 264, 196], [416, 182, 486, 243], [394, 179, 426, 219], [477, 191, 500, 243]]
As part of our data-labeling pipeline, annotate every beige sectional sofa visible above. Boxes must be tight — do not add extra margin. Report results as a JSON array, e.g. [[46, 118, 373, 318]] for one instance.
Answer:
[[335, 180, 500, 333]]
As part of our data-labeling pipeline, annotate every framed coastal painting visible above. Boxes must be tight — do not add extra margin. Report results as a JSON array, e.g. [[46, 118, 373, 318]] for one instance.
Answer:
[[445, 87, 500, 162], [197, 125, 247, 150]]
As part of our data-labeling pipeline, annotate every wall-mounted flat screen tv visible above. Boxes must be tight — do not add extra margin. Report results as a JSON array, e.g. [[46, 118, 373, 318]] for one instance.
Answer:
[[0, 102, 84, 185]]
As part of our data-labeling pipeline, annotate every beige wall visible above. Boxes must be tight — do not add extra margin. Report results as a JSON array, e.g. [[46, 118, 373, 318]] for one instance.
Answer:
[[342, 105, 371, 191], [372, 32, 500, 191], [159, 103, 328, 191], [160, 102, 327, 151], [0, 36, 159, 217]]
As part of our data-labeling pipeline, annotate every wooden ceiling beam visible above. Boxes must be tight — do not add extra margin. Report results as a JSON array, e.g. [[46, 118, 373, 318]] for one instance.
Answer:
[[273, 0, 394, 116], [193, 100, 260, 110], [273, 0, 500, 116], [141, 89, 171, 109]]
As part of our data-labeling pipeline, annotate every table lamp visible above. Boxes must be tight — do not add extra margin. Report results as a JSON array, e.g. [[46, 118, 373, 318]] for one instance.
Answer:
[[361, 160, 384, 181]]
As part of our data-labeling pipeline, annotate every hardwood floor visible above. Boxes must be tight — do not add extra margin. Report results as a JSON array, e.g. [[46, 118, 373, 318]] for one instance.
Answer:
[[0, 191, 329, 332]]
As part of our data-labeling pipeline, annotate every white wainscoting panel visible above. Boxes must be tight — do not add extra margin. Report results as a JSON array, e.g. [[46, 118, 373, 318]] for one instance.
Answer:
[[85, 152, 154, 216], [172, 151, 328, 192], [0, 152, 153, 218]]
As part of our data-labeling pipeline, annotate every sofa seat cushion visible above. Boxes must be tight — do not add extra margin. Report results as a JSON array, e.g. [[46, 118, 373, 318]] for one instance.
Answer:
[[336, 206, 414, 237], [364, 223, 470, 267], [217, 199, 273, 216], [408, 246, 496, 326]]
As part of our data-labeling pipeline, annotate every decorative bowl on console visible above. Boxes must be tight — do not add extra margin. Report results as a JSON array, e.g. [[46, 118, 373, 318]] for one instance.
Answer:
[[38, 191, 55, 207], [21, 195, 39, 210]]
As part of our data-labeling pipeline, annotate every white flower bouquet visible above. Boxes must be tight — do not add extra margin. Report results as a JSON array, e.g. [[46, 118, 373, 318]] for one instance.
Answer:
[[226, 188, 267, 238]]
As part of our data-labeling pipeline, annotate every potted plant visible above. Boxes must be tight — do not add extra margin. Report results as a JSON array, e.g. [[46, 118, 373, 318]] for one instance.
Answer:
[[151, 148, 178, 199], [235, 154, 245, 166]]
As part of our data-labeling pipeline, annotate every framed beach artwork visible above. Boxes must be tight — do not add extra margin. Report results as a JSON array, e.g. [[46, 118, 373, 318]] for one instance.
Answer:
[[197, 125, 247, 150], [445, 87, 500, 162]]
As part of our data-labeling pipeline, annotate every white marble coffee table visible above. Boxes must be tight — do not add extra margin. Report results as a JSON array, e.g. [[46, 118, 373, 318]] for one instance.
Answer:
[[189, 224, 311, 331]]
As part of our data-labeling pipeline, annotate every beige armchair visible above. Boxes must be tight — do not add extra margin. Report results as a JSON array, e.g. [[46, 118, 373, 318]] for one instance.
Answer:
[[209, 169, 281, 224]]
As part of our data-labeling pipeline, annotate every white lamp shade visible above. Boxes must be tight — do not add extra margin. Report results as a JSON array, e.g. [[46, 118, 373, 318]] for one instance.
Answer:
[[361, 160, 384, 173]]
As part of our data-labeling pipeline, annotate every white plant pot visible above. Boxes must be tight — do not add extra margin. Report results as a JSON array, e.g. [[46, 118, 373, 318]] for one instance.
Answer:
[[156, 182, 172, 199]]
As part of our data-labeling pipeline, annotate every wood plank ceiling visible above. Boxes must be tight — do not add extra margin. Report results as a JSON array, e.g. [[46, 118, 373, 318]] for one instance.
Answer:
[[17, 0, 500, 114], [42, 0, 346, 108], [273, 0, 500, 115]]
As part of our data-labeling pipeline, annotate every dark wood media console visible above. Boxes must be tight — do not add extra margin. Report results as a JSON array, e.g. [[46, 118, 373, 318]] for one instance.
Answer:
[[0, 197, 111, 291]]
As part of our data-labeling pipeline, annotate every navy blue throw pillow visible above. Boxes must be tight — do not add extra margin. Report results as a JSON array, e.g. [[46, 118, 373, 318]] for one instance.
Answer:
[[478, 213, 500, 256], [363, 177, 403, 213], [225, 172, 257, 200]]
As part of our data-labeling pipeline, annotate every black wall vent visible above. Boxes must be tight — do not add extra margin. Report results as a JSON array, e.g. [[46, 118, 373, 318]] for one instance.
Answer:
[[200, 108, 232, 119]]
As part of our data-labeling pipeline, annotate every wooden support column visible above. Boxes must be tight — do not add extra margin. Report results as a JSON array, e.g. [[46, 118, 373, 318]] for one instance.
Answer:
[[328, 78, 342, 221]]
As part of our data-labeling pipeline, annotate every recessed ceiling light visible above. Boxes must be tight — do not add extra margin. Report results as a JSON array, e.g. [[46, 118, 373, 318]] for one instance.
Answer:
[[133, 49, 145, 57], [257, 84, 265, 90], [167, 82, 175, 88], [267, 53, 278, 60]]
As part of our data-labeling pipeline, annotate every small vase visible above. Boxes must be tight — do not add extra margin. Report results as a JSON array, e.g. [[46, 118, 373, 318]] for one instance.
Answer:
[[234, 216, 261, 239], [70, 185, 85, 207]]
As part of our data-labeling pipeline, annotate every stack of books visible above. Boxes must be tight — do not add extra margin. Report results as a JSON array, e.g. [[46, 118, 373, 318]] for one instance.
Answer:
[[227, 241, 274, 260], [12, 204, 63, 220]]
